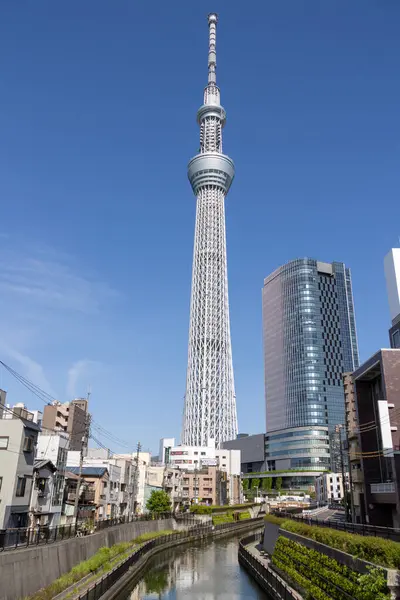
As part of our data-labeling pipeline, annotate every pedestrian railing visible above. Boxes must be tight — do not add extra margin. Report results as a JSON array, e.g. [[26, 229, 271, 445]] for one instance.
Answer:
[[77, 517, 264, 600], [238, 533, 298, 600], [0, 512, 181, 552], [276, 511, 400, 542]]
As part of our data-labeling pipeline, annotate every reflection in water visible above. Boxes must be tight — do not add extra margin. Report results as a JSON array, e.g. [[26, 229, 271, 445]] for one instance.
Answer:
[[123, 535, 267, 599]]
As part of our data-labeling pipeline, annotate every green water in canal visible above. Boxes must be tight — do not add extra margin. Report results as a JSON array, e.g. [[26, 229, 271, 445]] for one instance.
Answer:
[[120, 533, 268, 599]]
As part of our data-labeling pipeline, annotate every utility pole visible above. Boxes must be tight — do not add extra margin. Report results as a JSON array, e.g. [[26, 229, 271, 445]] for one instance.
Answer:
[[339, 426, 350, 521], [73, 412, 91, 530], [132, 442, 141, 514]]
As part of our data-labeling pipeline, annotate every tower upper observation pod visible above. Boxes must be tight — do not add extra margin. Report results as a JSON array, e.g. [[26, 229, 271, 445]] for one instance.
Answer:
[[187, 13, 235, 198]]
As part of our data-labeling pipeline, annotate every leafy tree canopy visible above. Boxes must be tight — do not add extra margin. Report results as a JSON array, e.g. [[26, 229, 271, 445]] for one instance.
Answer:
[[146, 490, 171, 514]]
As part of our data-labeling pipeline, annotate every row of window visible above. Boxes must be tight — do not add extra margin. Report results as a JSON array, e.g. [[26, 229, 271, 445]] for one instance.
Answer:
[[0, 436, 34, 452], [266, 429, 328, 442]]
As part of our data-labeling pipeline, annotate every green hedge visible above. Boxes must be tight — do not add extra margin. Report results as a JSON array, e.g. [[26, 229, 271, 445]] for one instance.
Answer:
[[272, 536, 390, 600], [189, 505, 212, 514], [189, 503, 255, 515], [239, 511, 251, 521], [244, 469, 330, 477], [212, 513, 234, 525], [281, 520, 400, 569], [264, 514, 286, 526]]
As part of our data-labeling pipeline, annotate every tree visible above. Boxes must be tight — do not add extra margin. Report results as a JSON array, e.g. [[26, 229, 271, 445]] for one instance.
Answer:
[[242, 478, 249, 491], [262, 477, 272, 492], [251, 478, 260, 489], [146, 490, 171, 514], [275, 477, 282, 492]]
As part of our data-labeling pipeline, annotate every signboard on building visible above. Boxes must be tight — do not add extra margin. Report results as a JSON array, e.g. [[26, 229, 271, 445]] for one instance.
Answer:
[[201, 458, 217, 467]]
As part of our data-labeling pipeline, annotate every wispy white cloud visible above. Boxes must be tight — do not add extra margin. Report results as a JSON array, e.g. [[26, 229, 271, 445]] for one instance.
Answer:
[[0, 255, 119, 314], [0, 240, 118, 402], [67, 359, 98, 399], [1, 347, 57, 399]]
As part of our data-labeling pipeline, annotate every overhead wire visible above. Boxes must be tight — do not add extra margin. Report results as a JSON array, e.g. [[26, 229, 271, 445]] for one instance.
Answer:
[[0, 360, 134, 451]]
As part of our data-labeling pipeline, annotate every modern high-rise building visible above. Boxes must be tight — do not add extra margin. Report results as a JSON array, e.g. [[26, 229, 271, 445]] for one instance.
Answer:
[[182, 14, 237, 448], [384, 248, 400, 349], [262, 259, 359, 472]]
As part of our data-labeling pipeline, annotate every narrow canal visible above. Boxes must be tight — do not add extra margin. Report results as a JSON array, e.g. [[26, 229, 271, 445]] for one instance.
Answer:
[[120, 533, 268, 599]]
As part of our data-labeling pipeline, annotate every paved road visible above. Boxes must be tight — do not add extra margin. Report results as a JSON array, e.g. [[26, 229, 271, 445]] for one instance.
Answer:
[[308, 508, 346, 523]]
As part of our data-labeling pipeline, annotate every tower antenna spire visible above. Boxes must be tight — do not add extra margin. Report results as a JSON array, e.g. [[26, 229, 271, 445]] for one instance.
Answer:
[[207, 13, 218, 85]]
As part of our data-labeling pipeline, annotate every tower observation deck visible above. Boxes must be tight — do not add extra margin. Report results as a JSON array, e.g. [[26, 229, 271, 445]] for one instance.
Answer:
[[182, 14, 238, 448]]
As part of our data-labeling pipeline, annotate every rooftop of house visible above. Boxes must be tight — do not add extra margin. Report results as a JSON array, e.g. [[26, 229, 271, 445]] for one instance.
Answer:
[[66, 466, 108, 477]]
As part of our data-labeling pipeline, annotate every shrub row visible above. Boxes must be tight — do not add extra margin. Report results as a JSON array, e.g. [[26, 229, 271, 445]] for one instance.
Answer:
[[239, 511, 251, 521], [272, 536, 390, 600], [189, 503, 255, 515], [212, 513, 234, 526], [264, 514, 286, 526], [281, 520, 400, 569]]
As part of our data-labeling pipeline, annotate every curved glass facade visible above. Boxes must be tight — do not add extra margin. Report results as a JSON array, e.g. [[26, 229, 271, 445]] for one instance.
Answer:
[[262, 259, 359, 471]]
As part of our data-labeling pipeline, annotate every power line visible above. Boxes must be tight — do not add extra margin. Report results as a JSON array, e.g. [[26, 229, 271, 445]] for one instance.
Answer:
[[0, 360, 134, 451]]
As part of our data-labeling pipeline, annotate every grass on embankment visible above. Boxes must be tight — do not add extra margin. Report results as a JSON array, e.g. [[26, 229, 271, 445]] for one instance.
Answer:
[[26, 530, 175, 600], [264, 514, 400, 569], [212, 510, 251, 525]]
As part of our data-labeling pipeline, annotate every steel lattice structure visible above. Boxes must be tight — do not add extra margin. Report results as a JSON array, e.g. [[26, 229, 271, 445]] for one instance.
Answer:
[[182, 14, 238, 448]]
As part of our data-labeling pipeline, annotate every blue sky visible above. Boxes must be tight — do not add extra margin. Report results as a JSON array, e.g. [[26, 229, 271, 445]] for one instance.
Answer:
[[1, 1, 399, 453]]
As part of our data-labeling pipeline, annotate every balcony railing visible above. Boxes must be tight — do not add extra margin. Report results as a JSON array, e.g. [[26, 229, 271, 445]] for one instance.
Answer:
[[67, 490, 96, 503], [370, 483, 396, 494]]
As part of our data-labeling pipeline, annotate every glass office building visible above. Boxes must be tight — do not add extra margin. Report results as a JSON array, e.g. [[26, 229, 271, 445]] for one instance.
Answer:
[[262, 259, 359, 471]]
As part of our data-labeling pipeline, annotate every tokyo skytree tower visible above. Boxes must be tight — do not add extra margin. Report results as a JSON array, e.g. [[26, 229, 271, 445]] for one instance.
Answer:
[[182, 14, 238, 448]]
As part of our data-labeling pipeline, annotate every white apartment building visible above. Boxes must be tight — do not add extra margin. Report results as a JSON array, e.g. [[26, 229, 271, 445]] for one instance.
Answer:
[[159, 437, 175, 465], [0, 409, 41, 528], [169, 440, 216, 470], [166, 440, 242, 505], [315, 472, 348, 505], [169, 441, 240, 476]]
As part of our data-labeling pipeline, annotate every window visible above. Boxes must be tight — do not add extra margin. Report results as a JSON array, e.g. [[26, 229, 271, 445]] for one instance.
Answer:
[[23, 436, 34, 452], [16, 477, 26, 497], [0, 437, 9, 450], [103, 482, 107, 488], [201, 452, 206, 456], [194, 452, 198, 455], [36, 478, 47, 493], [392, 329, 400, 349], [0, 477, 2, 493]]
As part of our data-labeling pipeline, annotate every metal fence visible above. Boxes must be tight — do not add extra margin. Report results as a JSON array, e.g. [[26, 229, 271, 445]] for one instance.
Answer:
[[78, 518, 264, 600], [276, 511, 400, 542], [238, 533, 298, 600], [0, 512, 178, 552]]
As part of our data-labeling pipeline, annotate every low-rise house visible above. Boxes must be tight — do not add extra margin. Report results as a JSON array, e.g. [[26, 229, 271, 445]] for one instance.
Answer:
[[62, 470, 98, 524], [29, 459, 58, 527], [163, 467, 184, 510], [66, 466, 109, 520]]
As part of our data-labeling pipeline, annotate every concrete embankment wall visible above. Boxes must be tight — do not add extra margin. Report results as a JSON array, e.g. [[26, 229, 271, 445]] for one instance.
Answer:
[[0, 518, 176, 600]]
